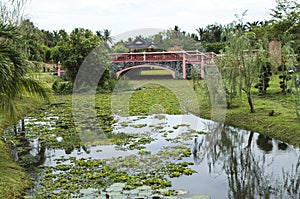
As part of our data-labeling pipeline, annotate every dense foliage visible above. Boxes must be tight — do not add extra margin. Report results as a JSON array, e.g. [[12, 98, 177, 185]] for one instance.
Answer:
[[0, 20, 48, 120], [57, 28, 102, 81], [255, 62, 272, 95]]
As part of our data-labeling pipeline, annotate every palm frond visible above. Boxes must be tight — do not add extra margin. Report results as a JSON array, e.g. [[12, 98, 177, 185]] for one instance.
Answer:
[[17, 77, 50, 102], [0, 19, 50, 121], [0, 21, 21, 40], [0, 92, 17, 121]]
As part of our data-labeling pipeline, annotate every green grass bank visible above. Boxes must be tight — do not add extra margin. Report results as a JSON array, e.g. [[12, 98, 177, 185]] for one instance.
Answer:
[[0, 73, 54, 198], [0, 97, 46, 198]]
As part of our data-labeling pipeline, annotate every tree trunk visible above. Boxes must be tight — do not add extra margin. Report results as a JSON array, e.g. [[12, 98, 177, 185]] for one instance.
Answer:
[[247, 95, 255, 113], [227, 101, 232, 109], [21, 119, 25, 132], [247, 131, 254, 148]]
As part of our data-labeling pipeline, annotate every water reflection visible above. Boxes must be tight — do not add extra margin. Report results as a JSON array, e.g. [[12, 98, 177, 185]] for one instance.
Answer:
[[278, 142, 288, 151], [4, 119, 47, 167], [3, 114, 300, 199], [257, 134, 273, 153], [195, 122, 300, 199]]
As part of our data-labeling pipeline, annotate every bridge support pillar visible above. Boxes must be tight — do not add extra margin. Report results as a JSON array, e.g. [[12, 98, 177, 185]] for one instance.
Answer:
[[182, 54, 186, 79], [200, 61, 205, 79]]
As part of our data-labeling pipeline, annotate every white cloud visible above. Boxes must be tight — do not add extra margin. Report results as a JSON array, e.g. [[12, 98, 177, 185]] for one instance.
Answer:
[[78, 0, 148, 8], [24, 0, 277, 36]]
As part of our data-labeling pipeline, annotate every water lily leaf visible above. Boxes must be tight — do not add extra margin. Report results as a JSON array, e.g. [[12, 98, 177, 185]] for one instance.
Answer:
[[79, 188, 98, 195], [136, 185, 152, 191], [106, 183, 124, 192], [185, 195, 211, 199]]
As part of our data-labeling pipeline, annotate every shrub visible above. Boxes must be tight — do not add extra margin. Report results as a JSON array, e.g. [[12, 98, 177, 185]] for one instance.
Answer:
[[255, 62, 272, 95], [52, 79, 73, 94]]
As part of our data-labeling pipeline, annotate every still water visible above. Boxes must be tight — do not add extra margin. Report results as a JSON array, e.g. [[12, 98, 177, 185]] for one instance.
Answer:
[[113, 114, 300, 198], [4, 114, 300, 199]]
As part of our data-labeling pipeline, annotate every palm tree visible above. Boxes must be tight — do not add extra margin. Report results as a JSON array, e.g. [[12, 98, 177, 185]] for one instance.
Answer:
[[96, 29, 113, 44], [0, 22, 49, 121], [196, 27, 204, 41], [243, 21, 264, 31], [95, 30, 103, 38], [102, 29, 113, 44]]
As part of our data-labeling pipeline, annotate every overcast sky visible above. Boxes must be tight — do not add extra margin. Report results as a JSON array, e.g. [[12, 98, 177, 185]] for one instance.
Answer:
[[24, 0, 277, 37]]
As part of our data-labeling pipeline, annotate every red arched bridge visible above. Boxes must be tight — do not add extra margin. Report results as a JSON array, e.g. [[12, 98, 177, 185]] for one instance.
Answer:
[[109, 50, 217, 79]]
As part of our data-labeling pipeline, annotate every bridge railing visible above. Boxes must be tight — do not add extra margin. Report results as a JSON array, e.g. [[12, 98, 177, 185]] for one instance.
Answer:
[[109, 51, 217, 64], [110, 51, 184, 62]]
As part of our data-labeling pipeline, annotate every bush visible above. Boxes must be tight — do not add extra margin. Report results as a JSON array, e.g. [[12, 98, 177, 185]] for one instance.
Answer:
[[52, 79, 73, 94], [203, 42, 226, 53], [277, 64, 287, 71], [255, 62, 272, 95], [97, 70, 118, 92]]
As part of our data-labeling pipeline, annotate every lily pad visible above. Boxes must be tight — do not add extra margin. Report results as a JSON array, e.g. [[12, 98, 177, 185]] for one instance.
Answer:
[[106, 183, 124, 192], [185, 195, 211, 199], [79, 188, 99, 195]]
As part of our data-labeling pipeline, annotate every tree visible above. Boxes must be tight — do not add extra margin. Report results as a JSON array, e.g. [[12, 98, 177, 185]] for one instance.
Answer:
[[268, 0, 300, 53], [102, 29, 113, 44], [51, 29, 69, 65], [19, 19, 46, 62], [196, 24, 226, 53], [254, 40, 273, 96], [149, 28, 203, 51], [238, 34, 259, 113], [195, 27, 204, 41], [41, 30, 57, 48], [278, 42, 296, 94], [255, 61, 272, 95], [96, 29, 113, 44], [243, 21, 264, 31], [215, 53, 240, 109], [58, 28, 102, 81], [0, 22, 49, 120], [294, 76, 300, 117], [221, 15, 261, 113], [270, 0, 300, 25], [202, 23, 224, 43], [112, 41, 127, 53]]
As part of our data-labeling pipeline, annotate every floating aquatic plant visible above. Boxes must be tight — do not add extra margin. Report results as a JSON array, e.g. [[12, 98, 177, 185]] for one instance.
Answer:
[[8, 91, 205, 198]]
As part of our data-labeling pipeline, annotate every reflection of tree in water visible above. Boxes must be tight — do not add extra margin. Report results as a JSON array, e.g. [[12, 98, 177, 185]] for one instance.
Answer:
[[4, 119, 46, 167], [192, 137, 204, 165], [225, 145, 271, 198], [276, 157, 300, 198], [192, 122, 299, 198], [192, 123, 238, 175], [4, 109, 96, 167], [256, 134, 273, 153], [277, 142, 288, 150]]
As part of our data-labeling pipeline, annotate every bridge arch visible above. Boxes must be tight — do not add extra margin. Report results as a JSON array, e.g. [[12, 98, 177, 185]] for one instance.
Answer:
[[115, 64, 176, 79]]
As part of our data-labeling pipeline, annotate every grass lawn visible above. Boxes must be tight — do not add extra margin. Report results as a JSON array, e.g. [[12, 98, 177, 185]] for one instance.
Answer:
[[140, 69, 173, 75]]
